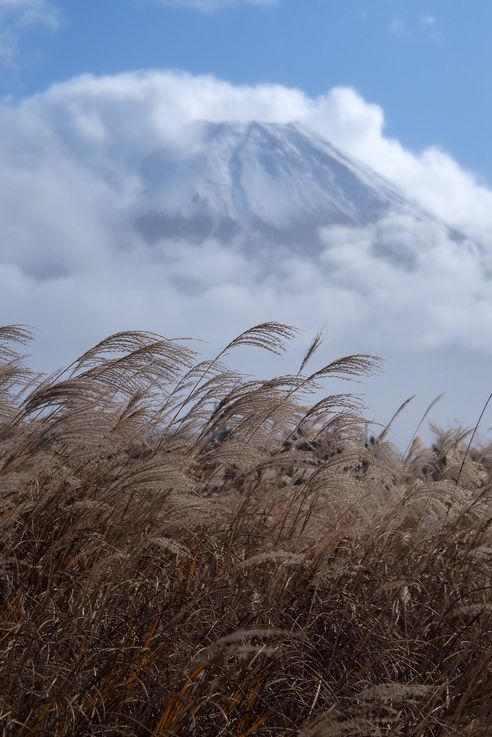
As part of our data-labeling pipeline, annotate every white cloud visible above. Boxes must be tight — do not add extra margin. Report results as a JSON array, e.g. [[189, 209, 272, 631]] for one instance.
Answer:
[[389, 12, 441, 41], [389, 17, 407, 36], [1, 70, 492, 442], [419, 13, 441, 41], [0, 0, 59, 65], [153, 0, 276, 11], [420, 14, 437, 28]]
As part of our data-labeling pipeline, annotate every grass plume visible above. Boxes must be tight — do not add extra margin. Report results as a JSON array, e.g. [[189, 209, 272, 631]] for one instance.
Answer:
[[0, 324, 491, 736]]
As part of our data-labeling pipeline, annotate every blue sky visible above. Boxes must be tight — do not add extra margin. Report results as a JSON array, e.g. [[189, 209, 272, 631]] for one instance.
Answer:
[[2, 0, 491, 183]]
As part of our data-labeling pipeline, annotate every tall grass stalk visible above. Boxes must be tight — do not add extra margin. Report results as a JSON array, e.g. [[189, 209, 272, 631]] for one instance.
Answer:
[[0, 325, 491, 736]]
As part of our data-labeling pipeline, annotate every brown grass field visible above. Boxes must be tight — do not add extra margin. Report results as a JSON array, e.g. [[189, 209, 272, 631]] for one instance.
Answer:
[[0, 323, 491, 736]]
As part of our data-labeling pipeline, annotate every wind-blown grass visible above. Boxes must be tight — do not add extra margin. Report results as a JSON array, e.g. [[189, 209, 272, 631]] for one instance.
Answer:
[[0, 324, 491, 736]]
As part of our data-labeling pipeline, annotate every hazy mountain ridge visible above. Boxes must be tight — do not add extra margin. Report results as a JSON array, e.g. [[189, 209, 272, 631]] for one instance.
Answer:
[[130, 120, 446, 250]]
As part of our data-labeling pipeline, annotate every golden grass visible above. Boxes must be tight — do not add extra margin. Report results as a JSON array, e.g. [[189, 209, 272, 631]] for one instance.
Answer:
[[0, 323, 491, 736]]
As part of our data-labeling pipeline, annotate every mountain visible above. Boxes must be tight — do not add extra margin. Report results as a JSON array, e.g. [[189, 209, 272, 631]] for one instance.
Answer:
[[129, 120, 458, 251]]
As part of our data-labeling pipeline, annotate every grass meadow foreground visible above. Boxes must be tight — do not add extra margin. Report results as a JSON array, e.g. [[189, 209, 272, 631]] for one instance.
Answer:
[[0, 324, 491, 736]]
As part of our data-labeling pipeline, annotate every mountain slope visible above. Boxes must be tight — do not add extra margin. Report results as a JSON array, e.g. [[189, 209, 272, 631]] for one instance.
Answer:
[[131, 121, 423, 247]]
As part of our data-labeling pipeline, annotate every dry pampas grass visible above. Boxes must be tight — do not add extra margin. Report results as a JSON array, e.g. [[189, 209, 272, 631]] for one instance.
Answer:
[[0, 323, 491, 736]]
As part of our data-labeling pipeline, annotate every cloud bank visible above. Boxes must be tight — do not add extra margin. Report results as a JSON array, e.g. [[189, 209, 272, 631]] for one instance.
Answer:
[[1, 70, 491, 441]]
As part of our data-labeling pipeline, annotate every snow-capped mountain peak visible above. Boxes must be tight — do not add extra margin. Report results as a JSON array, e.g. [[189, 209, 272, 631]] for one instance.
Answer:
[[132, 120, 417, 246]]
